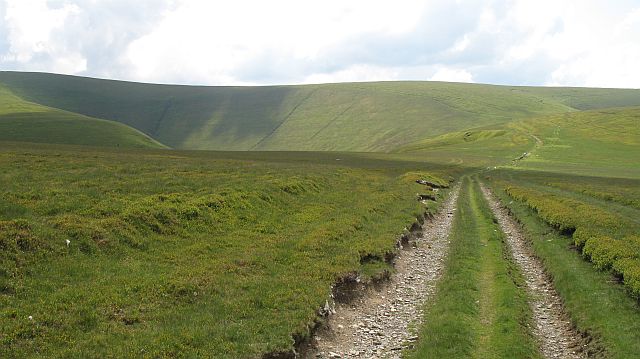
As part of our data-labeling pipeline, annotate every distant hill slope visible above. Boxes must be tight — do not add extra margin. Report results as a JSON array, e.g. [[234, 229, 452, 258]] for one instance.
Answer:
[[397, 106, 640, 177], [1, 71, 640, 151], [511, 106, 640, 178], [0, 84, 166, 149]]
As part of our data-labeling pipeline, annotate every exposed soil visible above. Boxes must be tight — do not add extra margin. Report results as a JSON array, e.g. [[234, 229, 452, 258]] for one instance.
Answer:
[[309, 185, 460, 358], [481, 185, 586, 359]]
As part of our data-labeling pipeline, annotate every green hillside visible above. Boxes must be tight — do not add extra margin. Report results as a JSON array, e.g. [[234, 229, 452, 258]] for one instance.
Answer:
[[519, 86, 640, 110], [396, 126, 533, 167], [396, 106, 640, 174], [511, 107, 640, 178], [0, 85, 166, 149], [1, 71, 640, 358], [3, 72, 639, 152]]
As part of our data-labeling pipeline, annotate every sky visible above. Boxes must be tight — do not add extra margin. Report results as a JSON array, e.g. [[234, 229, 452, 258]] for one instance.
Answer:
[[0, 0, 639, 88]]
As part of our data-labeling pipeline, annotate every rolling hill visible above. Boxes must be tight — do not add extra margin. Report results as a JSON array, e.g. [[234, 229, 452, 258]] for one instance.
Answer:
[[511, 106, 640, 178], [397, 106, 640, 175], [0, 84, 166, 149], [1, 71, 640, 358], [2, 71, 640, 152]]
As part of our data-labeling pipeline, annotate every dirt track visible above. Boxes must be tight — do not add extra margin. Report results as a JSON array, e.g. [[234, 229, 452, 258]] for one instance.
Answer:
[[481, 185, 585, 359]]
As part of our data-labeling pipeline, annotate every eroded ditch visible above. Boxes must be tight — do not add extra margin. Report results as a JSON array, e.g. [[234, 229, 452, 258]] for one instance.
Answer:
[[306, 184, 461, 358]]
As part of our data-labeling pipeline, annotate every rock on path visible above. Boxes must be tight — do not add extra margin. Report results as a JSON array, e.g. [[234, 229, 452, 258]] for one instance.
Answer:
[[312, 185, 460, 359], [481, 185, 585, 359]]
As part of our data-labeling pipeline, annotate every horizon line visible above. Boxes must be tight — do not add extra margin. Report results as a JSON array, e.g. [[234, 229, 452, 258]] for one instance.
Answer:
[[1, 70, 639, 91]]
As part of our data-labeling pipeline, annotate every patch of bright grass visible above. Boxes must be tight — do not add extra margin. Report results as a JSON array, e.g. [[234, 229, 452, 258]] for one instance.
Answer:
[[510, 107, 640, 178]]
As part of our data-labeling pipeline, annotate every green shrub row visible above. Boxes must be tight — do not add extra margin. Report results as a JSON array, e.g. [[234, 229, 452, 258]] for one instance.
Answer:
[[504, 184, 640, 296], [545, 181, 640, 210]]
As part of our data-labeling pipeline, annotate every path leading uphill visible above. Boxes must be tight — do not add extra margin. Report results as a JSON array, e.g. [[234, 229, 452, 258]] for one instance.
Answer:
[[480, 185, 584, 359], [311, 185, 460, 359]]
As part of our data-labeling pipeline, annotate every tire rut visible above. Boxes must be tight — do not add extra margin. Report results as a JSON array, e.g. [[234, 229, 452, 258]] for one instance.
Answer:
[[480, 185, 585, 359], [311, 185, 460, 359]]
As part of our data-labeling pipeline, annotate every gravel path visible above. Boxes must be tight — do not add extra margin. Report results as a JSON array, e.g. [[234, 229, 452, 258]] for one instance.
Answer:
[[311, 185, 460, 359], [480, 185, 585, 359]]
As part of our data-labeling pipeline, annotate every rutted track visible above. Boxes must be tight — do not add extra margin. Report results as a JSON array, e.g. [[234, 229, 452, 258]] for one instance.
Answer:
[[312, 185, 460, 358], [481, 185, 585, 359]]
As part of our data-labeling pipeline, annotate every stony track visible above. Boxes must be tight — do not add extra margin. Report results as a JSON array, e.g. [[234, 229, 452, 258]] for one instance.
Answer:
[[311, 185, 460, 359], [481, 185, 585, 359]]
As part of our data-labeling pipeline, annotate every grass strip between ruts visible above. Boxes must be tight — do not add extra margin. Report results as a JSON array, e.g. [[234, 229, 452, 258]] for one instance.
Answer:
[[409, 177, 539, 358]]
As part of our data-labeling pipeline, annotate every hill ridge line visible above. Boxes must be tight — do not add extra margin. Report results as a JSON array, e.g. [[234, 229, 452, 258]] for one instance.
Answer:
[[2, 72, 640, 151]]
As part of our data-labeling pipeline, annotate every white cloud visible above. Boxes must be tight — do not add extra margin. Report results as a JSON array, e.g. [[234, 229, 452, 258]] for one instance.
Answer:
[[548, 44, 640, 88], [0, 0, 639, 88], [450, 35, 470, 53], [429, 68, 474, 83], [303, 64, 401, 84], [2, 0, 86, 73], [481, 0, 640, 88], [123, 0, 427, 84]]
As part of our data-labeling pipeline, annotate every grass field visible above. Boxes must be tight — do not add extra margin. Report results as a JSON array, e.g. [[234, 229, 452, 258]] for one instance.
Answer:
[[472, 106, 640, 356], [401, 96, 640, 357], [0, 141, 455, 358], [1, 71, 640, 358], [395, 105, 640, 174], [396, 126, 534, 168]]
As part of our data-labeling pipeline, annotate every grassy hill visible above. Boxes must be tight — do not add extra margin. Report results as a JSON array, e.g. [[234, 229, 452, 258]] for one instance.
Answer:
[[511, 107, 640, 178], [3, 71, 640, 152], [396, 106, 640, 174], [0, 84, 166, 149], [1, 72, 640, 358], [396, 126, 533, 167]]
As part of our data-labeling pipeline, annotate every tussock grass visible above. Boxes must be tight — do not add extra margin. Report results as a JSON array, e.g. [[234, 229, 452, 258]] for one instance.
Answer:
[[0, 142, 452, 357]]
